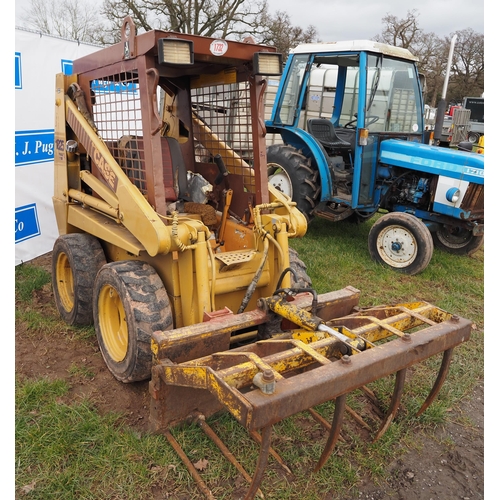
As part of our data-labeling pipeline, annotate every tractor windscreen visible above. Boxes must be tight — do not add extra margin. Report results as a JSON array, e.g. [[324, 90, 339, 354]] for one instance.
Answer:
[[339, 54, 424, 133]]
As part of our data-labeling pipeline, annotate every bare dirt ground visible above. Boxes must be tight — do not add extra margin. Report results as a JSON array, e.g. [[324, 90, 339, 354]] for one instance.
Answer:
[[15, 253, 485, 500]]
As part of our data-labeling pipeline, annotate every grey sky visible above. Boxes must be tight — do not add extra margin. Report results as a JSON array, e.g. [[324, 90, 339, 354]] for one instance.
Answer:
[[16, 0, 485, 40], [266, 0, 484, 42]]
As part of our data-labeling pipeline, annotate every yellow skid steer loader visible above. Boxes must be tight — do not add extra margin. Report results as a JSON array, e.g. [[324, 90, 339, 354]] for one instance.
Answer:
[[52, 17, 472, 499]]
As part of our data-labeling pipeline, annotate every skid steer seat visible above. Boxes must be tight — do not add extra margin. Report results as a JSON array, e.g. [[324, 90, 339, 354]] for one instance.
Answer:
[[307, 119, 352, 152], [162, 136, 189, 202]]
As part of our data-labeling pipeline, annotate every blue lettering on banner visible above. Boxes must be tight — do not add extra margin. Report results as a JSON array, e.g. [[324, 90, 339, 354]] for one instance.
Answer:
[[15, 52, 22, 89], [15, 203, 41, 243], [62, 59, 73, 75], [15, 130, 54, 166]]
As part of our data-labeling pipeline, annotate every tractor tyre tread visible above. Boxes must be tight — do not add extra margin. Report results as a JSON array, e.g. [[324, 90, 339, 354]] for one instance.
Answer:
[[267, 144, 320, 222]]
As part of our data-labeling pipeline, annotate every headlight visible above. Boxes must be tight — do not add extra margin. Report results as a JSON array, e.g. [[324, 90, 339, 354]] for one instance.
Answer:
[[253, 53, 283, 76], [158, 38, 194, 65], [446, 187, 461, 203]]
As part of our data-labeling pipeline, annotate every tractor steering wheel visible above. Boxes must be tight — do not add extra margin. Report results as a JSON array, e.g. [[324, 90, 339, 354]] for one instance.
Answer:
[[344, 115, 380, 128]]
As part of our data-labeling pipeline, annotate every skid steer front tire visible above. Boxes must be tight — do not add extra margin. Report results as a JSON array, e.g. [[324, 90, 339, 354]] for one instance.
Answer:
[[52, 233, 107, 326], [93, 261, 173, 383]]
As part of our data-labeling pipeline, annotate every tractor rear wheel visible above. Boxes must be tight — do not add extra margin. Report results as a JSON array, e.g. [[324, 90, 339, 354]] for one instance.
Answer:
[[52, 233, 107, 326], [368, 212, 434, 275], [93, 261, 173, 383], [267, 144, 320, 222], [433, 225, 484, 256]]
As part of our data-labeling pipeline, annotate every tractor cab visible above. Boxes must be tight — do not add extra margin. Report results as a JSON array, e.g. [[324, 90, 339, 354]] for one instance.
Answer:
[[266, 41, 425, 211]]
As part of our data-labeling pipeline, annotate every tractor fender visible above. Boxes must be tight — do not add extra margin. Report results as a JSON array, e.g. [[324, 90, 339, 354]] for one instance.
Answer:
[[267, 125, 334, 201]]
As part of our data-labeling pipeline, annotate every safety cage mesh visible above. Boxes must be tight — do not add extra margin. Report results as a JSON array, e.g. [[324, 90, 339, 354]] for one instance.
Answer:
[[90, 72, 147, 195], [88, 72, 257, 199], [191, 82, 256, 195]]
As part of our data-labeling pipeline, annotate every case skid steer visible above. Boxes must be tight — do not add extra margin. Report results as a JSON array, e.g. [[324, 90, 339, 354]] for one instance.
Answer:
[[52, 18, 472, 499]]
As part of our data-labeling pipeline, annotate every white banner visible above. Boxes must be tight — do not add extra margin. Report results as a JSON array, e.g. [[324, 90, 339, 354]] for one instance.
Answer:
[[15, 28, 100, 265]]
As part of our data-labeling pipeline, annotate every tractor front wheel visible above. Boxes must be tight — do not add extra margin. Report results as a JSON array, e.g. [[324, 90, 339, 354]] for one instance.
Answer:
[[368, 212, 434, 275], [93, 261, 173, 383], [433, 225, 484, 256]]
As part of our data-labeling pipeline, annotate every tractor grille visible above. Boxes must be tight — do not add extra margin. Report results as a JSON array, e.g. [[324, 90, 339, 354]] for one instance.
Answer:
[[461, 182, 484, 217]]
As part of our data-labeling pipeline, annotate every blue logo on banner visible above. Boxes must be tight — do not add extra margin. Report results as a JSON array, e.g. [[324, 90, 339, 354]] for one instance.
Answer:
[[15, 129, 54, 166], [15, 52, 22, 89], [62, 59, 73, 75], [15, 203, 41, 243]]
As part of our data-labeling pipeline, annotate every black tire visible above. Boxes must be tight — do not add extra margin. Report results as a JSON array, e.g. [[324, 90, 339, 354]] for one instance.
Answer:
[[93, 261, 173, 383], [267, 144, 320, 222], [467, 132, 481, 144], [52, 233, 107, 326], [432, 225, 484, 256], [288, 247, 313, 288], [368, 212, 434, 275]]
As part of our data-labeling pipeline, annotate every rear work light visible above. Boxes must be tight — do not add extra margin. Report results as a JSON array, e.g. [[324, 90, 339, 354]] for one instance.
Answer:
[[158, 38, 194, 65]]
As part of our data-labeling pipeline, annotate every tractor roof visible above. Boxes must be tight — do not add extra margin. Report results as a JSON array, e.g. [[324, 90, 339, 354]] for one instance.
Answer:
[[291, 40, 419, 62]]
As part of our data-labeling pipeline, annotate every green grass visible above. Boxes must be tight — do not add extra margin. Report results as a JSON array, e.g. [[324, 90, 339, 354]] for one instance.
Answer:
[[15, 217, 484, 499]]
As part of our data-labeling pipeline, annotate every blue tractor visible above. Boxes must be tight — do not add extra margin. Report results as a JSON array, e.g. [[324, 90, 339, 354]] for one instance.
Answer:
[[265, 40, 484, 275]]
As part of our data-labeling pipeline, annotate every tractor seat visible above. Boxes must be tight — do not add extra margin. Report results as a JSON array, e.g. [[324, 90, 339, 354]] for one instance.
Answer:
[[307, 119, 352, 150]]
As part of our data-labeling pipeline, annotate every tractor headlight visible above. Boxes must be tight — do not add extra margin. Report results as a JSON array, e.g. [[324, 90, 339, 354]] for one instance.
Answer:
[[253, 52, 283, 76], [446, 187, 461, 203], [158, 38, 194, 65]]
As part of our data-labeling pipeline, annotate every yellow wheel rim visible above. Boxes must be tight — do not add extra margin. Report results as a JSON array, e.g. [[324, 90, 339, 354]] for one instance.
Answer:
[[55, 252, 74, 313], [98, 284, 128, 362]]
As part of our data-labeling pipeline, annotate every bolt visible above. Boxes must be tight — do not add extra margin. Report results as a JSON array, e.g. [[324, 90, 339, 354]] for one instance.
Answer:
[[341, 355, 351, 364], [262, 369, 274, 383], [402, 333, 412, 342]]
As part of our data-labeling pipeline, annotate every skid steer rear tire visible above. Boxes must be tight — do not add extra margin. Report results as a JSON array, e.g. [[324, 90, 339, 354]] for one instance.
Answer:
[[93, 261, 173, 383], [267, 144, 320, 222], [52, 233, 107, 326], [289, 248, 313, 288]]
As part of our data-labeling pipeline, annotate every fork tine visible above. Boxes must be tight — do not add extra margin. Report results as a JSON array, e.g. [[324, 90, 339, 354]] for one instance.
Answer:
[[416, 348, 454, 417], [314, 393, 347, 471], [373, 368, 407, 442]]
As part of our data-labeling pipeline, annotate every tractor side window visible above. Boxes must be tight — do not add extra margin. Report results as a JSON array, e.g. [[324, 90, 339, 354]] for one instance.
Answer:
[[277, 54, 309, 126]]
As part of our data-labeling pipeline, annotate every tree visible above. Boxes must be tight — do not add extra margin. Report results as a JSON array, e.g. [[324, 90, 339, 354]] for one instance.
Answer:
[[257, 9, 319, 59], [19, 0, 112, 45], [447, 29, 484, 103], [18, 0, 318, 57], [373, 10, 484, 106], [100, 0, 269, 41], [374, 9, 423, 49]]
